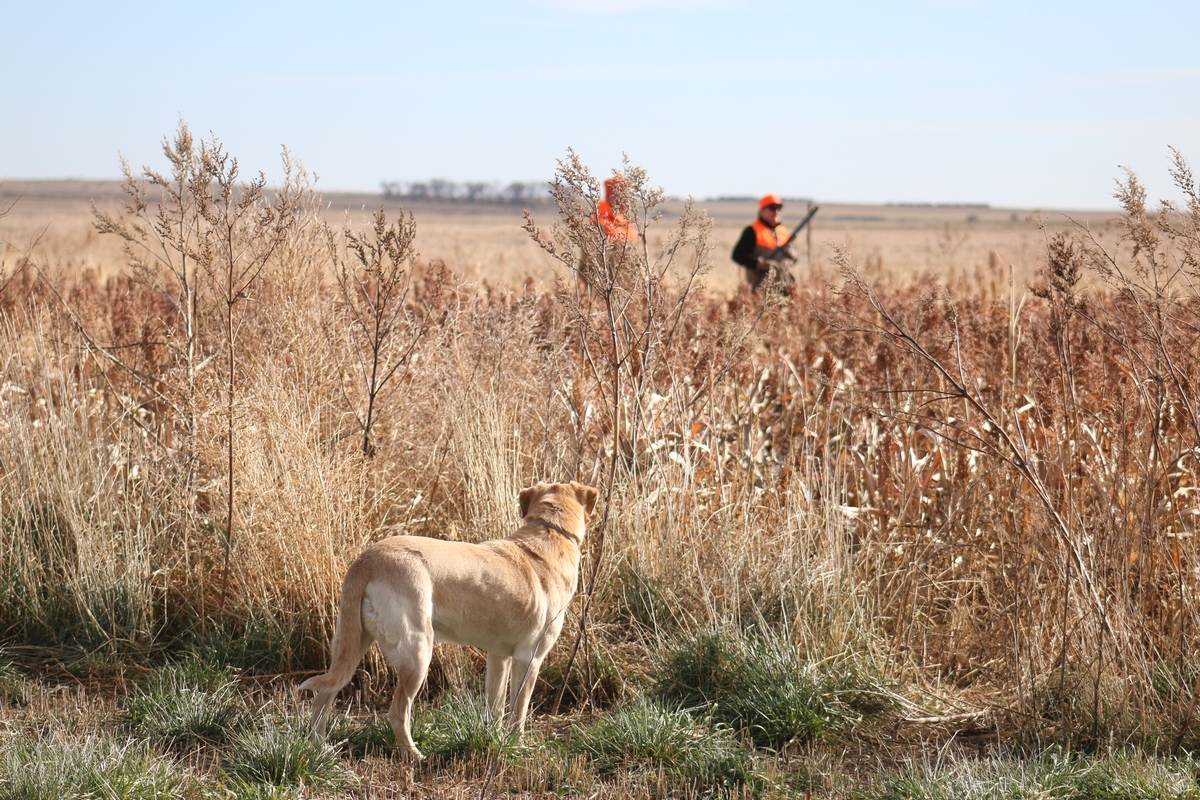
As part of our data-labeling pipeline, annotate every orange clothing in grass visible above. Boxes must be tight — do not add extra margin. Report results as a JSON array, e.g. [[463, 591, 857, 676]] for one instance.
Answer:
[[594, 198, 638, 242]]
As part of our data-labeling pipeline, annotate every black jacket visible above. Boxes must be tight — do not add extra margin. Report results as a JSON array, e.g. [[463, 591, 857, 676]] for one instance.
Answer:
[[731, 225, 762, 270]]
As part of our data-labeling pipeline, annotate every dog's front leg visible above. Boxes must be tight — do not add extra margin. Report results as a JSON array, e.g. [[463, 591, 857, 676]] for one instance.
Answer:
[[485, 652, 511, 724], [507, 652, 545, 735]]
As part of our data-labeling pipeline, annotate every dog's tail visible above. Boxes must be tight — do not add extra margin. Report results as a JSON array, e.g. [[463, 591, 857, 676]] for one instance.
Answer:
[[299, 561, 370, 695]]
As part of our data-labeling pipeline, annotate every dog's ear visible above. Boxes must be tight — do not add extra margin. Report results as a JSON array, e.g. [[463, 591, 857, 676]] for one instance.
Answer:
[[519, 486, 537, 518], [572, 482, 599, 518]]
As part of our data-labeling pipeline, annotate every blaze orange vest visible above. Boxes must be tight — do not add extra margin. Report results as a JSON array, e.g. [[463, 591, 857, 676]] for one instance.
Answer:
[[751, 219, 790, 254], [595, 199, 638, 242]]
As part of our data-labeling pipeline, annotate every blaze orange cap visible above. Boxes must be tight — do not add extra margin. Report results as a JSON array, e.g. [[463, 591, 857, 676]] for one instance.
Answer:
[[759, 193, 783, 210]]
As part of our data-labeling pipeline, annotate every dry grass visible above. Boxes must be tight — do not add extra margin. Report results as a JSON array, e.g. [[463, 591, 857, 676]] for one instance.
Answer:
[[0, 125, 1195, 796]]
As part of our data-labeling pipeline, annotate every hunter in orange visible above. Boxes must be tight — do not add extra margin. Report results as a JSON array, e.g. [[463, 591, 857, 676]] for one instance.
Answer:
[[594, 176, 638, 243], [731, 193, 794, 290]]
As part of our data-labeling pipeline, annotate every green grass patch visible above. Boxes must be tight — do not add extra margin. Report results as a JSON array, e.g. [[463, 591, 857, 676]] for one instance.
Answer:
[[212, 784, 299, 800], [0, 735, 192, 799], [654, 629, 893, 748], [868, 751, 1200, 800], [413, 693, 520, 762], [329, 712, 397, 758], [170, 649, 243, 691], [612, 563, 684, 635], [572, 698, 755, 794], [222, 720, 350, 792], [182, 616, 311, 676], [0, 660, 30, 707], [122, 662, 244, 748]]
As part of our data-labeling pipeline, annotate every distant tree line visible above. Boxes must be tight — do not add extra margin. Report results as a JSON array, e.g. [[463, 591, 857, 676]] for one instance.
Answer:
[[380, 178, 550, 205]]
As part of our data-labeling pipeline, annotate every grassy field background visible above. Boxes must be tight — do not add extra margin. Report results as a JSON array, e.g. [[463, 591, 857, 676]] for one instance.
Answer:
[[1, 134, 1197, 800], [1, 178, 1117, 293]]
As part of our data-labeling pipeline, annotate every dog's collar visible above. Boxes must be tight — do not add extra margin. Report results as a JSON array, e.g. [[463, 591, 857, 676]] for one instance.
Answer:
[[524, 516, 582, 549]]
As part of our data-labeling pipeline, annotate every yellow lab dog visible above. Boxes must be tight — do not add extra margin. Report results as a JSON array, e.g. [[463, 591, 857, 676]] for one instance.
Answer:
[[300, 481, 598, 759]]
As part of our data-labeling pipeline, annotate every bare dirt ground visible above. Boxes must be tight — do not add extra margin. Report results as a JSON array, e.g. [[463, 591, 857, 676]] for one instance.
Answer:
[[0, 180, 1121, 294]]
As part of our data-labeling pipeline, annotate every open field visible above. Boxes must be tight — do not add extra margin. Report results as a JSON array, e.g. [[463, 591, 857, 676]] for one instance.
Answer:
[[0, 138, 1197, 800], [0, 179, 1121, 294]]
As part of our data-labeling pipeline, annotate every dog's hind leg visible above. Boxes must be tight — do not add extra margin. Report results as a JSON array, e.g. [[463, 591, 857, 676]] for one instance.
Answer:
[[485, 652, 512, 724], [379, 617, 433, 760]]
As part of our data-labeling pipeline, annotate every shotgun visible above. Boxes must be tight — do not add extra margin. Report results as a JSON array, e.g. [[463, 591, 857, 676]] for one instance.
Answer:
[[768, 204, 819, 261]]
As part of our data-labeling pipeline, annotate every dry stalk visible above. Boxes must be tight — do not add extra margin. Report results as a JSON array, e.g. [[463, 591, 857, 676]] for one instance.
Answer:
[[327, 209, 445, 457], [524, 151, 717, 711]]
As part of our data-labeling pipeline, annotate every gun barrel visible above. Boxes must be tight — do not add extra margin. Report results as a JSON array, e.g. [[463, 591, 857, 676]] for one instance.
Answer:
[[788, 205, 820, 241]]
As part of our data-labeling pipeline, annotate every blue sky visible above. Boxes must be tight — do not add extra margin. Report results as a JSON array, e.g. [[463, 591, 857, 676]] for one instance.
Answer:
[[3, 0, 1198, 208]]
